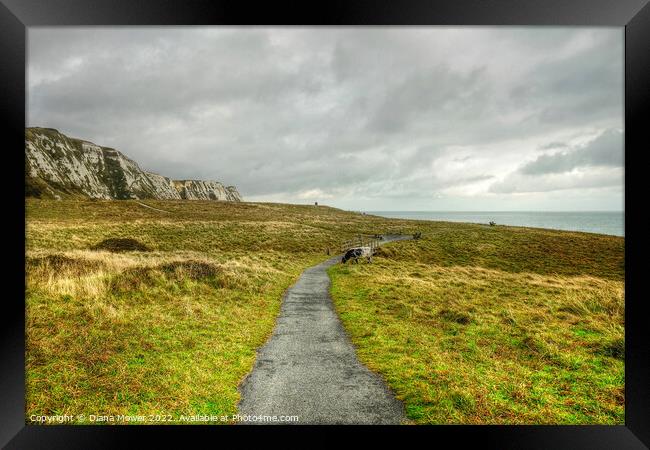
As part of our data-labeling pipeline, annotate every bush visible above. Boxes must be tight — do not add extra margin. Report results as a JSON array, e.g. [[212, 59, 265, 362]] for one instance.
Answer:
[[439, 308, 472, 325], [91, 238, 151, 253], [109, 260, 222, 294], [159, 261, 221, 280], [27, 254, 102, 275], [594, 337, 625, 360]]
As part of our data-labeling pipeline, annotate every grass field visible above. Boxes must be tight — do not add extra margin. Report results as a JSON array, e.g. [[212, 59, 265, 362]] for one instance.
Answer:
[[25, 199, 418, 424], [25, 199, 624, 424], [329, 225, 624, 424]]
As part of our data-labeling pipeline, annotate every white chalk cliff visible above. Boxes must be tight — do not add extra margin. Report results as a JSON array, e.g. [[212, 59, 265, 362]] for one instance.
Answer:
[[25, 127, 242, 202]]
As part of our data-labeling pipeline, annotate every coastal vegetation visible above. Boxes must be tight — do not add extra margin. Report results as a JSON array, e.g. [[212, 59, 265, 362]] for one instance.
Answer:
[[328, 226, 624, 424], [25, 199, 414, 423], [26, 199, 624, 424]]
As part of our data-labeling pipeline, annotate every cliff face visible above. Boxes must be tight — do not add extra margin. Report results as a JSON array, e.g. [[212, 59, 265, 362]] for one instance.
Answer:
[[25, 127, 242, 202], [172, 180, 243, 202]]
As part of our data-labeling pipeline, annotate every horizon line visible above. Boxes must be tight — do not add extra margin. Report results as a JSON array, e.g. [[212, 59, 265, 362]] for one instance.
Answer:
[[359, 209, 624, 213]]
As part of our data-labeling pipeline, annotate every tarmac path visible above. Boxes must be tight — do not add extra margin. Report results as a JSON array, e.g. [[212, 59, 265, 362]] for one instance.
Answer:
[[237, 235, 410, 424], [134, 201, 171, 213]]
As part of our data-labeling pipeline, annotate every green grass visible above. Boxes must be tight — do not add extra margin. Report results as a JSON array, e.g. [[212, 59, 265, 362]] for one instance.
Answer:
[[26, 199, 624, 424], [25, 198, 423, 424], [328, 232, 624, 424]]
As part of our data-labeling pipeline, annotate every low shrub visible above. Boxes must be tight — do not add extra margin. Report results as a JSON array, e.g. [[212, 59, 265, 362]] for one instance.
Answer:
[[91, 238, 151, 253]]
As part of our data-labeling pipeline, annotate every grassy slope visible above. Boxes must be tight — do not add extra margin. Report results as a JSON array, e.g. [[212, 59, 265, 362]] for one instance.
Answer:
[[25, 199, 419, 423], [328, 224, 624, 424], [26, 199, 624, 424]]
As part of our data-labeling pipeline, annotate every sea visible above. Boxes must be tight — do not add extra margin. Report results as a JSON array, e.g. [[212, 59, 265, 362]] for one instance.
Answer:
[[366, 211, 624, 237]]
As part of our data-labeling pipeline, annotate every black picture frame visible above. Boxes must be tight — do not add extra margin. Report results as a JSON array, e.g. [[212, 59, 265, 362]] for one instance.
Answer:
[[2, 0, 648, 448]]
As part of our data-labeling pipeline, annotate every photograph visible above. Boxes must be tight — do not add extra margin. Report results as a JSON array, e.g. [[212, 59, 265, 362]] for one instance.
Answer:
[[22, 25, 627, 427]]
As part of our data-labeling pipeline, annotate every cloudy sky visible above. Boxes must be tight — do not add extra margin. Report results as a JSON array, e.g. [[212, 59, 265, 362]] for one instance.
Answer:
[[28, 27, 623, 211]]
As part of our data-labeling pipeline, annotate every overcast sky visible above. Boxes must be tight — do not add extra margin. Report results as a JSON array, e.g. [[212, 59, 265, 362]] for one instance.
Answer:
[[28, 27, 623, 211]]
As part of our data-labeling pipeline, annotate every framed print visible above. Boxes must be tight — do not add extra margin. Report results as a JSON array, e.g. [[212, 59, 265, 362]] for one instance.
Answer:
[[1, 0, 649, 448]]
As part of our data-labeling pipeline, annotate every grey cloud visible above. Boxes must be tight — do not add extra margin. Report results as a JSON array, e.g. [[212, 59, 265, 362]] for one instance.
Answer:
[[367, 67, 488, 134], [508, 31, 623, 128], [488, 169, 623, 194], [521, 129, 623, 175], [27, 27, 623, 209], [489, 128, 623, 194], [539, 142, 569, 150]]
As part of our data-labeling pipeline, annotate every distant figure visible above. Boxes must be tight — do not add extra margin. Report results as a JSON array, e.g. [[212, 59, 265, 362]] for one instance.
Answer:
[[315, 202, 318, 206], [489, 221, 496, 226]]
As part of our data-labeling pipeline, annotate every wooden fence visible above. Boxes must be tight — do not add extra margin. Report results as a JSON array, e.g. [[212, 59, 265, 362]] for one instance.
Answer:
[[340, 235, 382, 254]]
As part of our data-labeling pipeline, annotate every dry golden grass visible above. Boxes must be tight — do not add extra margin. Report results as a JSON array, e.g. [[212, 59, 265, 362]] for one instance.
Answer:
[[26, 200, 356, 423], [329, 237, 624, 424], [26, 247, 319, 423], [26, 199, 624, 424]]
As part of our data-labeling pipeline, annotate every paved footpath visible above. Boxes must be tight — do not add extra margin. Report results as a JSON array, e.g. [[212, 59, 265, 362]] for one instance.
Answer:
[[238, 235, 409, 424]]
